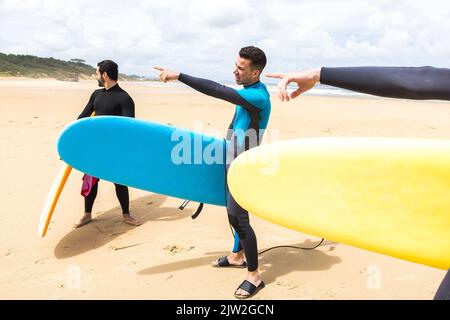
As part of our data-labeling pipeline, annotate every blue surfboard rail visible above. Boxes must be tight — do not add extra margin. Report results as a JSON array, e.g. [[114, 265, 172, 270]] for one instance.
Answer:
[[58, 116, 227, 206]]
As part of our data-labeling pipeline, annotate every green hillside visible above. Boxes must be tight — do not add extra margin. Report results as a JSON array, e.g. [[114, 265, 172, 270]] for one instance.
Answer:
[[0, 53, 142, 81]]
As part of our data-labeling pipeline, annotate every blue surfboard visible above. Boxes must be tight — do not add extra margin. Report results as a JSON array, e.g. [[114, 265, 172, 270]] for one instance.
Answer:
[[58, 116, 227, 206]]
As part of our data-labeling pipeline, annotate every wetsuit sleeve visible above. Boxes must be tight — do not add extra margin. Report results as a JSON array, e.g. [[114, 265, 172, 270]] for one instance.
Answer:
[[320, 66, 450, 100], [178, 73, 262, 113], [77, 91, 96, 119], [120, 95, 135, 118]]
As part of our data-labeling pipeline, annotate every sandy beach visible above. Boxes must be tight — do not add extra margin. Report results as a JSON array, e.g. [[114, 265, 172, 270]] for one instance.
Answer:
[[0, 78, 447, 300]]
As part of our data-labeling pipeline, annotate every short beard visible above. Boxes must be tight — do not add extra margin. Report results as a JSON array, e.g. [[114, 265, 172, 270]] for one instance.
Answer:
[[239, 78, 252, 86], [97, 77, 105, 87]]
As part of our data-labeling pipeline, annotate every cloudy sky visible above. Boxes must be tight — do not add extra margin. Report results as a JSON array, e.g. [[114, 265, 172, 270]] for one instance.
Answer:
[[1, 0, 450, 81]]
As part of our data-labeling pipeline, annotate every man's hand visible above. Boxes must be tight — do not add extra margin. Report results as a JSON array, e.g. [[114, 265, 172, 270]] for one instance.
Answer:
[[266, 68, 321, 102], [153, 66, 180, 83]]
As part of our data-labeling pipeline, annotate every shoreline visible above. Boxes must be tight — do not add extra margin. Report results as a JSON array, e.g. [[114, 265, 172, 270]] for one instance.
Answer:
[[1, 77, 449, 103]]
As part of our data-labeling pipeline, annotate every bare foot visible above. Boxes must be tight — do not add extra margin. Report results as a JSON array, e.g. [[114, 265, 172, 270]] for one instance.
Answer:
[[123, 214, 141, 226], [74, 213, 92, 228]]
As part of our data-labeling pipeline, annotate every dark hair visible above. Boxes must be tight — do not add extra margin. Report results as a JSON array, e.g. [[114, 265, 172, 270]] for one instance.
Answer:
[[239, 46, 267, 72], [97, 60, 118, 81]]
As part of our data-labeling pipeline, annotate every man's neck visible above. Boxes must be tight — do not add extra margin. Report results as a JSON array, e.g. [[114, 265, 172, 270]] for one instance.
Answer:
[[243, 78, 260, 87], [105, 81, 118, 90]]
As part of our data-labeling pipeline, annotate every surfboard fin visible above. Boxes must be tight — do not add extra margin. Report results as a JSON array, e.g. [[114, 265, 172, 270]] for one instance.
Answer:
[[178, 200, 204, 219], [178, 200, 190, 210]]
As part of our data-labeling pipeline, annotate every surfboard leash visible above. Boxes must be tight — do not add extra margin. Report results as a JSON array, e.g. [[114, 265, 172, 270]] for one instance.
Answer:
[[227, 222, 325, 254], [179, 199, 326, 253], [258, 239, 325, 255]]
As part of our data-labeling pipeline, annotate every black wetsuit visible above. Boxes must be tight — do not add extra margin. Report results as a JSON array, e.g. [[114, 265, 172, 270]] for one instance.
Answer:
[[179, 73, 271, 272], [321, 66, 450, 100], [320, 66, 450, 300], [78, 84, 135, 214]]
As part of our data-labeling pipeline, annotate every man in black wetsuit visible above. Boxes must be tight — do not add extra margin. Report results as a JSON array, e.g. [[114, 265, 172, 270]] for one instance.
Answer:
[[267, 66, 450, 300], [75, 60, 141, 228]]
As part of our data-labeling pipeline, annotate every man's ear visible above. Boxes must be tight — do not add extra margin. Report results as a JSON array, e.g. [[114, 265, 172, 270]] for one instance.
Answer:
[[252, 69, 261, 78], [102, 72, 108, 81]]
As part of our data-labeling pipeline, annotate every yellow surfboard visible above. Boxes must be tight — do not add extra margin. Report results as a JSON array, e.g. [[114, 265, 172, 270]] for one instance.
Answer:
[[228, 138, 450, 270], [38, 112, 94, 237], [38, 163, 72, 237]]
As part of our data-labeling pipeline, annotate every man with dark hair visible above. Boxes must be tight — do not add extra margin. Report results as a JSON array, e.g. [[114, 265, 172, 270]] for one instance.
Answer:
[[154, 46, 270, 299], [97, 60, 119, 82], [239, 46, 267, 71], [75, 60, 141, 228]]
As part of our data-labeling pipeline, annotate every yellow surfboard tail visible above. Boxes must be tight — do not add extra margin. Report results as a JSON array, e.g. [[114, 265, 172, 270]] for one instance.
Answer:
[[38, 163, 72, 237]]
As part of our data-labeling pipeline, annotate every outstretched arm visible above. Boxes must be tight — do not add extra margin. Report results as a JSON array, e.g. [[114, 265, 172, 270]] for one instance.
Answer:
[[320, 66, 450, 100], [267, 66, 450, 101], [153, 67, 261, 113]]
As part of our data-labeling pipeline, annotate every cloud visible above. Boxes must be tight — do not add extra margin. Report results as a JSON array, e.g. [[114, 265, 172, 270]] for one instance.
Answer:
[[1, 0, 450, 80]]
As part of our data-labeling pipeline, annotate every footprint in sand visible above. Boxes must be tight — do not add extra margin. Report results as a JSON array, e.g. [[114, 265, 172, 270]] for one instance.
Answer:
[[34, 257, 51, 265], [276, 280, 299, 290], [326, 290, 337, 297], [163, 244, 195, 255], [4, 249, 27, 257], [4, 250, 14, 257], [326, 283, 350, 298], [127, 261, 138, 267]]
